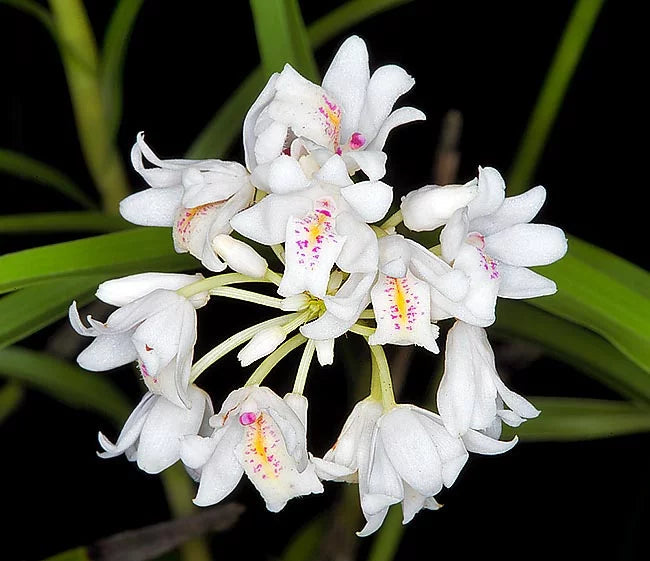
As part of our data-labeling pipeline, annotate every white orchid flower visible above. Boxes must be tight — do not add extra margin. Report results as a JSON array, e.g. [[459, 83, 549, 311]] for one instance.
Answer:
[[400, 177, 479, 232], [180, 386, 323, 512], [314, 400, 517, 536], [98, 385, 213, 474], [231, 155, 388, 298], [438, 321, 540, 437], [440, 166, 568, 304], [364, 234, 481, 349], [244, 35, 424, 186], [121, 132, 256, 271], [69, 273, 208, 408]]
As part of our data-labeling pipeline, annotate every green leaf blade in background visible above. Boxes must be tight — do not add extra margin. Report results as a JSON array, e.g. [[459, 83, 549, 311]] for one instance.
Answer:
[[531, 249, 650, 374], [0, 381, 24, 424], [0, 211, 132, 234], [0, 346, 131, 424], [568, 236, 650, 299], [494, 301, 650, 404], [0, 228, 195, 293], [0, 276, 104, 351], [48, 0, 129, 212], [188, 0, 413, 159], [505, 398, 650, 441], [508, 0, 605, 194], [0, 149, 96, 208], [249, 0, 319, 81], [101, 0, 145, 140]]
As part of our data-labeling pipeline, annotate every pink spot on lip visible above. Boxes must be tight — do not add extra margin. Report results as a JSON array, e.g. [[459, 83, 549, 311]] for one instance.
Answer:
[[239, 412, 257, 426], [349, 132, 366, 150]]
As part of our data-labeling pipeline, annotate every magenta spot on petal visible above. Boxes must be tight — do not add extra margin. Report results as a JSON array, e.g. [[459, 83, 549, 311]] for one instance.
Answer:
[[239, 412, 257, 426], [349, 132, 366, 150], [335, 147, 343, 155]]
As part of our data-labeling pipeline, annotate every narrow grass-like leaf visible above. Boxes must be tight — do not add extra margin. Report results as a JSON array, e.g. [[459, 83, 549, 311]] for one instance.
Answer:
[[0, 228, 195, 293], [186, 68, 266, 159], [160, 464, 213, 561], [249, 0, 319, 81], [0, 382, 24, 424], [40, 547, 90, 561], [0, 346, 131, 424], [0, 211, 132, 233], [280, 516, 327, 561], [494, 301, 650, 404], [49, 0, 129, 212], [508, 0, 605, 194], [0, 0, 56, 35], [530, 251, 650, 373], [101, 0, 145, 140], [568, 236, 650, 299], [0, 276, 104, 350], [367, 505, 405, 561], [0, 149, 96, 208], [188, 0, 413, 158], [504, 398, 650, 441], [308, 0, 412, 47]]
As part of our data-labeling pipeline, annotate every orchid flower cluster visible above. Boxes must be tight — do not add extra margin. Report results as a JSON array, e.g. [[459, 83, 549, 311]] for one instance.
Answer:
[[69, 36, 567, 536]]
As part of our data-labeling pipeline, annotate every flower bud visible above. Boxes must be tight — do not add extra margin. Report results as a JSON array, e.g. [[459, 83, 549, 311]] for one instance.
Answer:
[[237, 326, 286, 366], [212, 234, 268, 278], [281, 293, 311, 312], [400, 180, 478, 232]]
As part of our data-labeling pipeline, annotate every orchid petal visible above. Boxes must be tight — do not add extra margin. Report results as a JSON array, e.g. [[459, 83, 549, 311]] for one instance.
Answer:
[[322, 35, 370, 141], [485, 224, 568, 267], [341, 180, 393, 223], [230, 193, 312, 245], [470, 185, 547, 235]]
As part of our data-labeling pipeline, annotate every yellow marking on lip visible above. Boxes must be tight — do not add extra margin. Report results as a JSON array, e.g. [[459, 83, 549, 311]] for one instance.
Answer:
[[393, 278, 408, 327], [251, 415, 278, 480]]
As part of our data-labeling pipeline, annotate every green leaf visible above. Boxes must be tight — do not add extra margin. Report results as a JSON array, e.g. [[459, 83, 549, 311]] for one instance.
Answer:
[[186, 68, 266, 159], [0, 276, 104, 350], [530, 248, 650, 374], [308, 0, 412, 47], [188, 0, 413, 159], [0, 211, 132, 233], [568, 236, 650, 299], [0, 0, 56, 36], [0, 148, 96, 208], [0, 228, 195, 293], [40, 547, 90, 561], [280, 516, 327, 561], [249, 0, 319, 81], [49, 0, 129, 212], [101, 0, 145, 140], [504, 398, 650, 441], [367, 506, 405, 561], [0, 346, 132, 424], [494, 301, 650, 404], [0, 382, 24, 424], [508, 0, 605, 194]]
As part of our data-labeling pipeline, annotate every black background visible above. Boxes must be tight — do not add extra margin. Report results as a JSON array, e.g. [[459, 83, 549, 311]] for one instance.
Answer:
[[1, 1, 647, 560]]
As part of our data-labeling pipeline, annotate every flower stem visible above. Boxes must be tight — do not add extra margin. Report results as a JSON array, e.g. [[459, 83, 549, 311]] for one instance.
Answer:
[[369, 345, 396, 410], [190, 314, 295, 381], [209, 287, 285, 309], [350, 323, 376, 337], [177, 272, 272, 298], [264, 268, 283, 286], [245, 333, 307, 386], [380, 209, 403, 230], [293, 339, 316, 394], [271, 244, 286, 265], [281, 309, 313, 335]]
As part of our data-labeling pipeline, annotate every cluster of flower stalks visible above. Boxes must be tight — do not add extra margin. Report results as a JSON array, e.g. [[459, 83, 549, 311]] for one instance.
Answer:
[[69, 36, 567, 536]]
